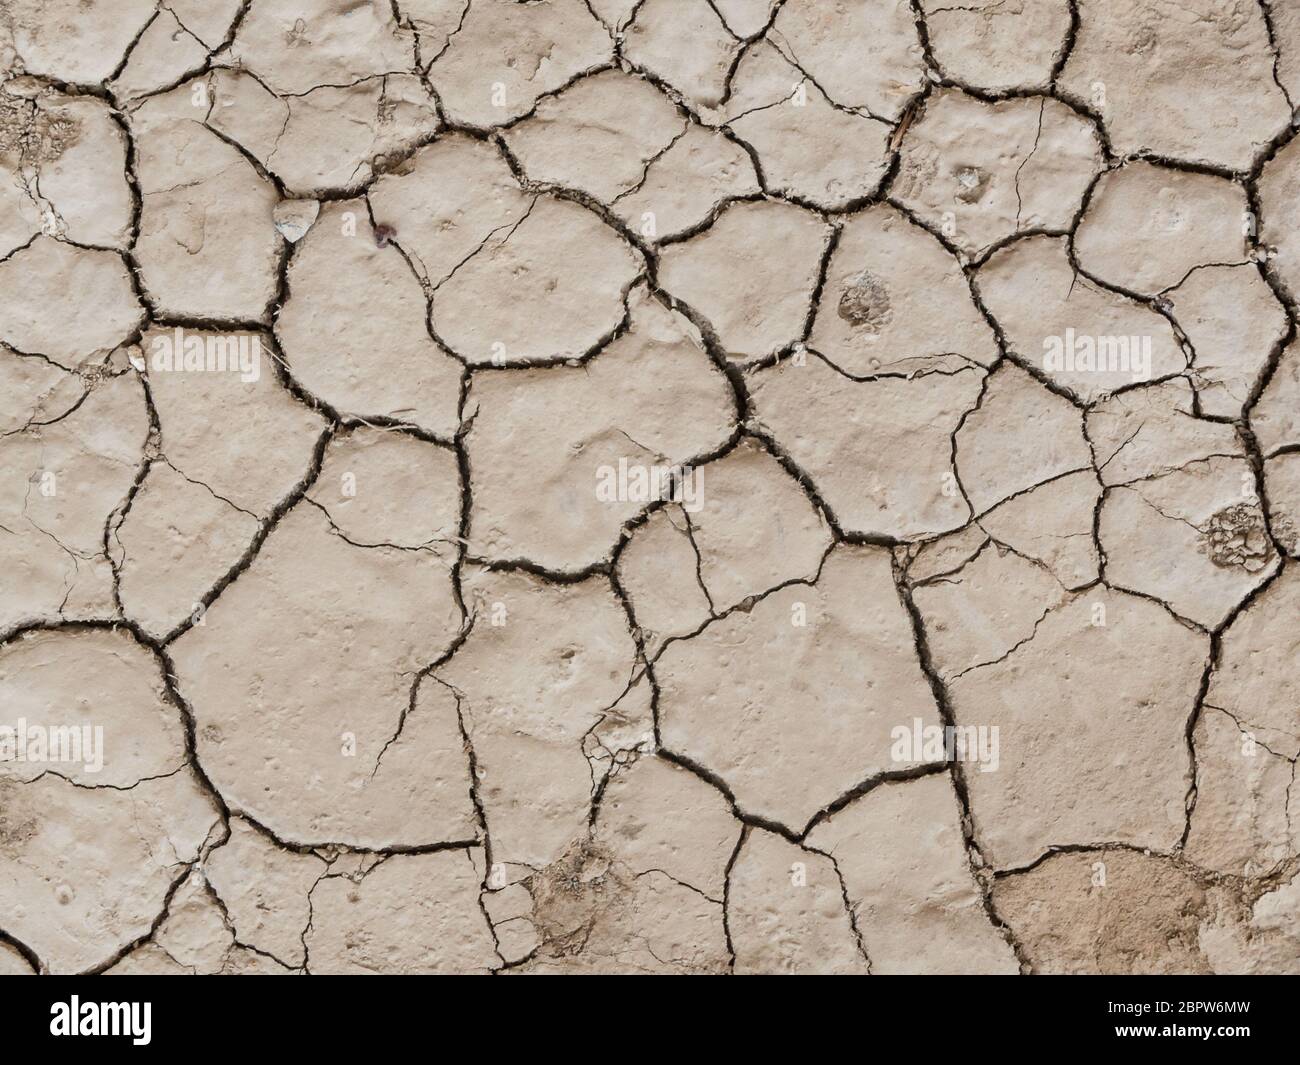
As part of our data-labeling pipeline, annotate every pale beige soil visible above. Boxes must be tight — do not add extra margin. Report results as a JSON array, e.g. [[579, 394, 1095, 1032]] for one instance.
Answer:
[[0, 0, 1298, 975]]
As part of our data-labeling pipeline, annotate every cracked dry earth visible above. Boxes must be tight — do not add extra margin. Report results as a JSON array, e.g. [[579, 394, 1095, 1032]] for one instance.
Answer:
[[2, 0, 1300, 980]]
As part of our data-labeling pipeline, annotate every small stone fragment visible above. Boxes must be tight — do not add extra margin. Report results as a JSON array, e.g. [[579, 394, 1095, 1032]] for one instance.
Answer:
[[272, 198, 320, 243]]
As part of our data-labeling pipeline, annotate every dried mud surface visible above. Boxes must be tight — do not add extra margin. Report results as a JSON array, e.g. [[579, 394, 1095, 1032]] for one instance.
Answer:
[[1, 0, 1299, 975]]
